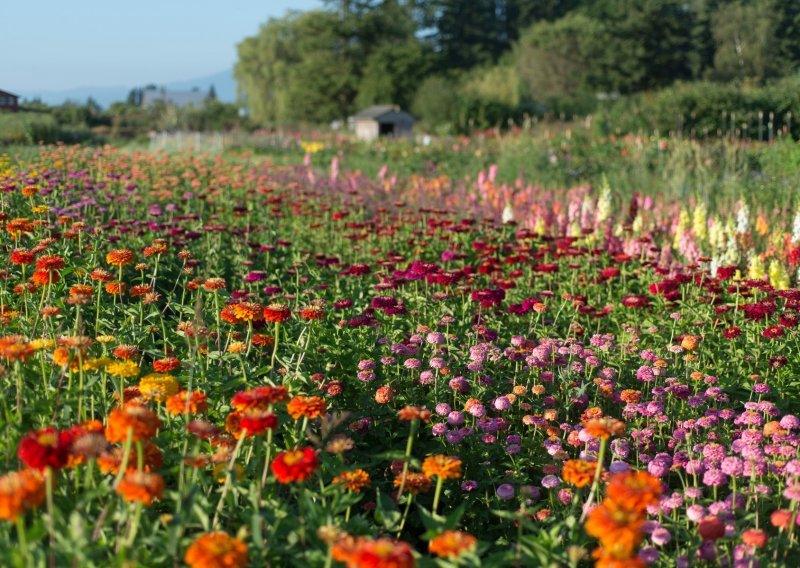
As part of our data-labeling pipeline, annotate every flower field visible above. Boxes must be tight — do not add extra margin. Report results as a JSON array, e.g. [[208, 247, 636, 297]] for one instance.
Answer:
[[2, 144, 800, 567]]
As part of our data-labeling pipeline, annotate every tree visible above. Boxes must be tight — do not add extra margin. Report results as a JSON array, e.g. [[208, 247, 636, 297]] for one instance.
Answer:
[[710, 0, 779, 82], [515, 13, 610, 103]]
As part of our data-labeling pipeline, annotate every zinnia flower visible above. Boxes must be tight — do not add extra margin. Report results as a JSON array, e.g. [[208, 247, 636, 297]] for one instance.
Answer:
[[231, 385, 288, 411], [0, 469, 45, 521], [271, 447, 318, 483], [333, 469, 371, 493], [429, 530, 477, 558], [605, 470, 662, 512], [105, 405, 162, 443], [138, 373, 180, 402], [562, 459, 598, 488], [106, 249, 136, 267], [165, 391, 208, 415], [585, 498, 645, 559], [185, 531, 249, 568], [17, 427, 74, 471], [287, 395, 327, 419], [421, 455, 462, 479], [116, 471, 164, 505], [332, 536, 416, 568], [263, 303, 292, 323]]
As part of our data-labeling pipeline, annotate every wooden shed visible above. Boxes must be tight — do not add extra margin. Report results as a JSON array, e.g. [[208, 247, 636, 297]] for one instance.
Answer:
[[350, 105, 414, 141], [0, 90, 19, 112]]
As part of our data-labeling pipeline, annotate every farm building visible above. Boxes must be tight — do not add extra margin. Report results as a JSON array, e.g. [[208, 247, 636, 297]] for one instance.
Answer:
[[349, 105, 413, 141], [0, 90, 19, 112]]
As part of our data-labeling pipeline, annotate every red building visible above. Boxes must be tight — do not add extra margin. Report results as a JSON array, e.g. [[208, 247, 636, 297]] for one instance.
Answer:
[[0, 90, 19, 112]]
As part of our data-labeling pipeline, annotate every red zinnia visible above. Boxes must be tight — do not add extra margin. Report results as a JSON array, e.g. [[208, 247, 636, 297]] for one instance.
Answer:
[[271, 447, 318, 483], [762, 325, 785, 339], [263, 303, 292, 323], [722, 326, 741, 340], [621, 294, 651, 308], [238, 411, 278, 436], [9, 249, 35, 265], [17, 427, 74, 471], [698, 516, 725, 541]]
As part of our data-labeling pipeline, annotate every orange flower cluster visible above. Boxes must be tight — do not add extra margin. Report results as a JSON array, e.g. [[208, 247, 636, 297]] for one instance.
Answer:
[[0, 469, 45, 521], [0, 335, 35, 362], [105, 404, 162, 443], [333, 469, 371, 493], [585, 470, 662, 565], [397, 405, 432, 422], [220, 302, 264, 324], [106, 249, 136, 267], [263, 303, 291, 323], [421, 454, 462, 480], [583, 417, 626, 440], [116, 471, 164, 505], [185, 531, 249, 568], [230, 385, 288, 412], [393, 472, 432, 495], [97, 443, 163, 475], [429, 530, 477, 559], [332, 536, 416, 568], [287, 395, 327, 419], [166, 391, 208, 415], [562, 459, 598, 488]]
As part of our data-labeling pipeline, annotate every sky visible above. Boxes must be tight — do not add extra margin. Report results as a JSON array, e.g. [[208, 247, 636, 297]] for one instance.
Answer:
[[1, 0, 322, 92]]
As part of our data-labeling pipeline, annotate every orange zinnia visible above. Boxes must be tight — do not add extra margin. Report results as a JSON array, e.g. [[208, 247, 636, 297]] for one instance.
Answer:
[[605, 470, 662, 513], [0, 469, 45, 521], [185, 531, 249, 568], [333, 536, 416, 568], [421, 455, 462, 480], [562, 459, 598, 488], [429, 530, 477, 558], [393, 472, 432, 495], [333, 469, 371, 493], [592, 548, 646, 568], [585, 498, 645, 558], [116, 471, 164, 505], [106, 249, 136, 267], [263, 303, 291, 323], [0, 335, 35, 362], [105, 405, 162, 443], [583, 417, 626, 440], [287, 395, 327, 419], [230, 385, 288, 411], [97, 443, 163, 475], [165, 391, 208, 415]]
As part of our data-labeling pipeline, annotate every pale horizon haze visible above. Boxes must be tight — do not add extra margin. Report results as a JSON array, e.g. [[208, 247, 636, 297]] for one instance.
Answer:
[[1, 0, 321, 93]]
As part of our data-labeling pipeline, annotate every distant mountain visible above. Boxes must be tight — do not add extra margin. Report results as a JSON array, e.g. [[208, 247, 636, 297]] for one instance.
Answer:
[[18, 69, 237, 108]]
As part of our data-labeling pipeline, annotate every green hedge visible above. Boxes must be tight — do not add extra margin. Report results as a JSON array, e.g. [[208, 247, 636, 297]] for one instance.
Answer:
[[599, 78, 800, 139]]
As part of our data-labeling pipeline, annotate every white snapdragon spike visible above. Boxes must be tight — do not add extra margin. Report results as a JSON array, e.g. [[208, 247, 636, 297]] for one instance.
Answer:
[[722, 233, 739, 265], [581, 194, 595, 229], [792, 210, 800, 243], [596, 176, 612, 224], [710, 256, 720, 278], [501, 201, 514, 224], [736, 202, 750, 235]]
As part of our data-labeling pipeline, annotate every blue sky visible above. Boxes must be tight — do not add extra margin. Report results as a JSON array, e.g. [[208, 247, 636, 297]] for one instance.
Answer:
[[1, 0, 321, 91]]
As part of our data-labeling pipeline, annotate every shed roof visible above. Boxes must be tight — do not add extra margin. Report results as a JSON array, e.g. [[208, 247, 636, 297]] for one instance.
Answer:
[[0, 90, 19, 98], [352, 105, 398, 119], [351, 105, 414, 126]]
